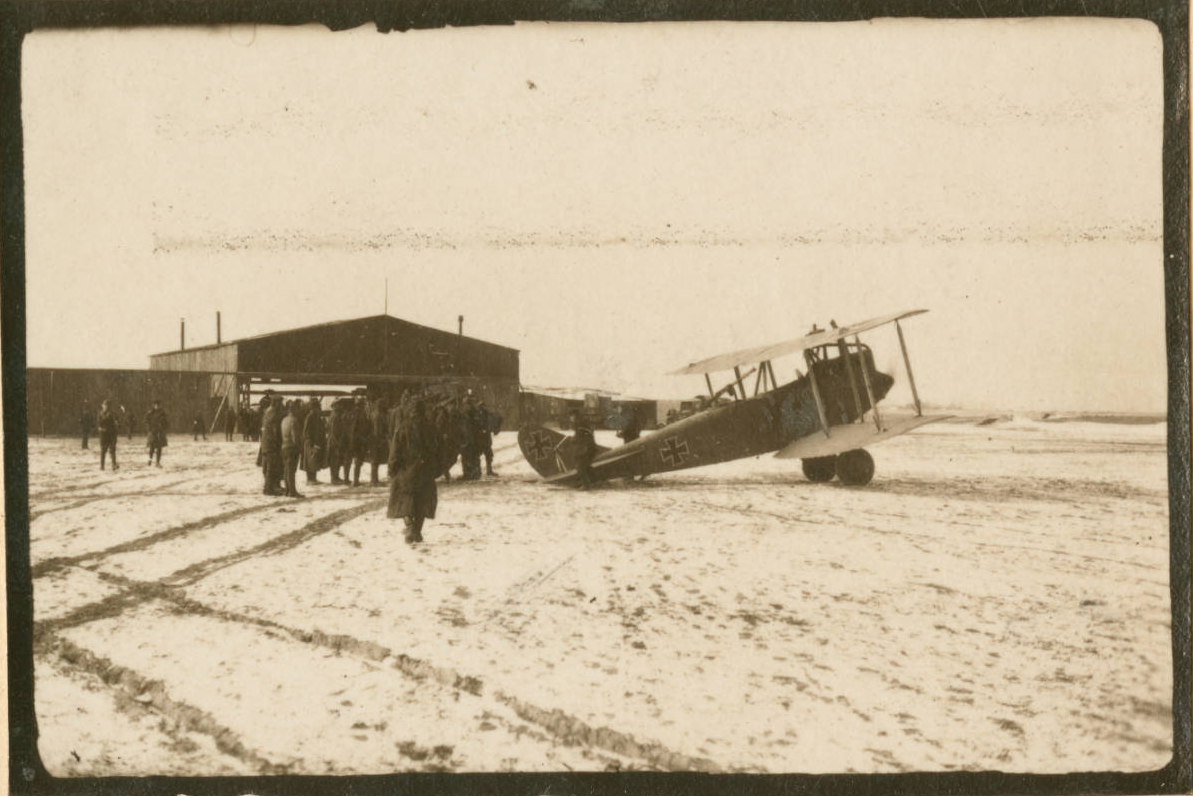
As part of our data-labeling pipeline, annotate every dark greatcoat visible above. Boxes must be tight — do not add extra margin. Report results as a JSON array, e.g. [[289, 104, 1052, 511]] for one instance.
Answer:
[[387, 409, 438, 520], [258, 405, 281, 452], [325, 400, 351, 469], [301, 406, 327, 471], [370, 400, 390, 465], [146, 407, 168, 449], [349, 402, 373, 463]]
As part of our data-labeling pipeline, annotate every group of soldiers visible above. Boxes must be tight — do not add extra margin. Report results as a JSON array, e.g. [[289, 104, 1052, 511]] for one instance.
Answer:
[[254, 388, 501, 543], [79, 399, 169, 469]]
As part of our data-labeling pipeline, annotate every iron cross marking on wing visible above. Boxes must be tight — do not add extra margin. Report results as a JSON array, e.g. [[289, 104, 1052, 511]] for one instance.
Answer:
[[659, 436, 690, 467], [526, 431, 553, 461]]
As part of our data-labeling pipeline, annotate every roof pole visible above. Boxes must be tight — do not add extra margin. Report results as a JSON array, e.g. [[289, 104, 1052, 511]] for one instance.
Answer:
[[804, 351, 831, 439], [896, 320, 922, 417], [854, 335, 882, 432]]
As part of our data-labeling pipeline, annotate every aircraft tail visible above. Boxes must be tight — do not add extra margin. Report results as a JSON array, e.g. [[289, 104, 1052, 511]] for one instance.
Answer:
[[517, 424, 610, 480]]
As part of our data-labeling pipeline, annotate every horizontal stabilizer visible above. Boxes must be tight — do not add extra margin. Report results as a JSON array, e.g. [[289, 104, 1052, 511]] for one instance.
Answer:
[[773, 414, 951, 460], [543, 446, 645, 485]]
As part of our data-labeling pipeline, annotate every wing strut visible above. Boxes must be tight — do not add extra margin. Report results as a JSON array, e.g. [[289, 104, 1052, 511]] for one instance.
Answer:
[[704, 373, 715, 400], [854, 335, 883, 432], [838, 339, 864, 423], [896, 320, 922, 417], [733, 367, 746, 401], [804, 350, 831, 439]]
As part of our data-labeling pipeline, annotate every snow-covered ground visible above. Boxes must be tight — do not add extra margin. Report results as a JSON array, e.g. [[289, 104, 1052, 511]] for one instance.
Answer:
[[28, 419, 1173, 775]]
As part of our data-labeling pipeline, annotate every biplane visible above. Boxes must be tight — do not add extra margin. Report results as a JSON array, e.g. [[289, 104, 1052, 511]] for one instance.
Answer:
[[517, 309, 950, 487]]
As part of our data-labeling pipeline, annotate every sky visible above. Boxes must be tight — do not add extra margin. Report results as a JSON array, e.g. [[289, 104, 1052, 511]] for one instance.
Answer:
[[20, 19, 1168, 411]]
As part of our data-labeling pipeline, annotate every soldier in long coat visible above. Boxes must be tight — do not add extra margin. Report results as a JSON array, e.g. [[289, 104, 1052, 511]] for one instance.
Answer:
[[258, 396, 283, 496], [326, 398, 352, 485], [387, 396, 438, 544], [459, 399, 485, 480], [80, 402, 94, 449], [146, 399, 168, 467], [301, 397, 326, 484], [432, 402, 458, 481], [97, 400, 120, 470], [368, 396, 390, 486], [348, 394, 373, 487]]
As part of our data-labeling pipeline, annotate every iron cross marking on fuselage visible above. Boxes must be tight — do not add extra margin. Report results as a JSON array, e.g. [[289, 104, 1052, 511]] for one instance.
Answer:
[[526, 431, 553, 461], [659, 436, 690, 467]]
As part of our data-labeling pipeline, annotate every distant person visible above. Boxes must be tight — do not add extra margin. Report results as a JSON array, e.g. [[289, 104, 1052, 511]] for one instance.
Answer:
[[459, 399, 483, 481], [326, 398, 351, 485], [257, 395, 283, 496], [146, 399, 168, 467], [369, 396, 390, 486], [387, 395, 438, 544], [616, 406, 641, 444], [97, 400, 120, 470], [79, 402, 94, 449], [302, 397, 325, 484], [568, 409, 596, 489], [280, 401, 304, 498], [224, 405, 237, 441], [476, 400, 499, 477], [433, 398, 461, 482], [192, 414, 206, 441], [348, 392, 373, 487]]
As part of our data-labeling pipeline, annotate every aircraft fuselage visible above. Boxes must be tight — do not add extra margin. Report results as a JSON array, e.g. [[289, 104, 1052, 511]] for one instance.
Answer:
[[588, 349, 894, 481]]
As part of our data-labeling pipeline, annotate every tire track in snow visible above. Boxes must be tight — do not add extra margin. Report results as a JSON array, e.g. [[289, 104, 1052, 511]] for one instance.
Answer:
[[54, 572, 722, 772], [31, 492, 371, 579], [42, 636, 287, 775]]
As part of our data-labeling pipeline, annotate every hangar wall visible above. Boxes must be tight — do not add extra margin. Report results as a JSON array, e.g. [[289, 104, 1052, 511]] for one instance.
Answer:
[[26, 368, 218, 436]]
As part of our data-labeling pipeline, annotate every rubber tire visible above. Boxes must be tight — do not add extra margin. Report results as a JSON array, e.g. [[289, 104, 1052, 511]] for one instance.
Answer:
[[802, 456, 837, 483], [835, 449, 875, 486]]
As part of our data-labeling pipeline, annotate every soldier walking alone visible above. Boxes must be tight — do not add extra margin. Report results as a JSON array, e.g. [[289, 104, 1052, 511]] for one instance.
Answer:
[[146, 399, 168, 467], [388, 395, 438, 544], [98, 400, 120, 470]]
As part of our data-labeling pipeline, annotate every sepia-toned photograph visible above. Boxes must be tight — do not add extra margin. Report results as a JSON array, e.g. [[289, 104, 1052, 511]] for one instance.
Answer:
[[11, 12, 1183, 783]]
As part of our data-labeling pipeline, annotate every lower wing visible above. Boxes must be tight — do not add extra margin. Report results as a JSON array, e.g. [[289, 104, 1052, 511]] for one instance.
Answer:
[[773, 414, 951, 460]]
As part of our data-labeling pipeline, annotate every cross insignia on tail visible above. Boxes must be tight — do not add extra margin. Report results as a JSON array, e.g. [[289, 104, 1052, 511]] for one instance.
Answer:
[[658, 436, 690, 467], [526, 431, 554, 461]]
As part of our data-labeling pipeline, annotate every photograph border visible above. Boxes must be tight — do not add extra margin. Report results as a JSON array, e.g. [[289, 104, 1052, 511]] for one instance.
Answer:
[[1, 0, 1188, 793]]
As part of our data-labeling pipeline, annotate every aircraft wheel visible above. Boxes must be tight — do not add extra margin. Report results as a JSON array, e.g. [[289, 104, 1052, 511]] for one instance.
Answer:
[[835, 449, 875, 486], [801, 456, 836, 483]]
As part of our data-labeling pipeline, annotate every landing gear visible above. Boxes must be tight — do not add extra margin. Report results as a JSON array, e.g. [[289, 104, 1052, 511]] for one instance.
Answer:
[[801, 456, 836, 483], [834, 449, 874, 486]]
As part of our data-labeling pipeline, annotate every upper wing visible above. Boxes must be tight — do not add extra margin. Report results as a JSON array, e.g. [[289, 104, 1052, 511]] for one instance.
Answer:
[[669, 309, 928, 376], [772, 413, 950, 460]]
